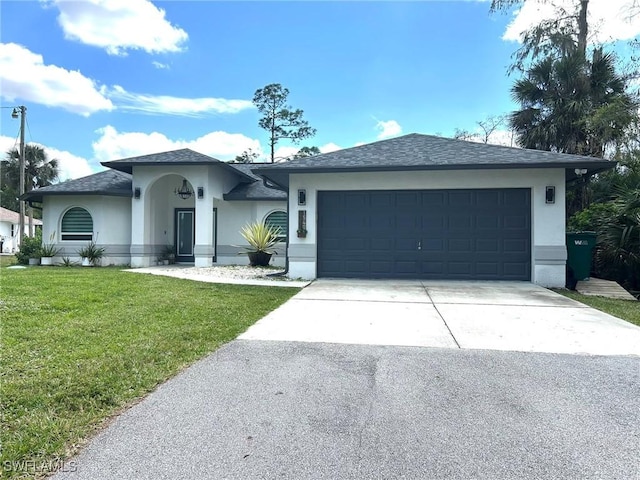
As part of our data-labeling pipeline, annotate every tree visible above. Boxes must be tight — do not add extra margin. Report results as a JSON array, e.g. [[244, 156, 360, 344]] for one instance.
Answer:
[[1, 144, 59, 232], [510, 48, 636, 157], [453, 115, 510, 144], [233, 148, 260, 164], [491, 0, 590, 72], [293, 146, 321, 159], [253, 83, 316, 163]]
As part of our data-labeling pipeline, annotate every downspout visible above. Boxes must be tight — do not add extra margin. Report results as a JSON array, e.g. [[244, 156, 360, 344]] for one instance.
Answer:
[[261, 177, 289, 276]]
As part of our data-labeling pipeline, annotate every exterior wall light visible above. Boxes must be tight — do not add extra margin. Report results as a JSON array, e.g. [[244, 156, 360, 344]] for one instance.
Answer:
[[545, 186, 555, 204]]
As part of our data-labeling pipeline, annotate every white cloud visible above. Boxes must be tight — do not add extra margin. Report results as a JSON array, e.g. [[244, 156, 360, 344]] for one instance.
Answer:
[[503, 0, 640, 45], [152, 61, 169, 70], [272, 146, 300, 162], [0, 135, 94, 181], [106, 85, 254, 117], [46, 0, 188, 55], [375, 119, 403, 139], [92, 125, 262, 163], [0, 44, 251, 117], [319, 142, 342, 153], [0, 42, 113, 116]]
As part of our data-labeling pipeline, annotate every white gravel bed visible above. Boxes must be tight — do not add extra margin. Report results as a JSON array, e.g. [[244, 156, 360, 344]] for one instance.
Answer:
[[146, 264, 292, 281]]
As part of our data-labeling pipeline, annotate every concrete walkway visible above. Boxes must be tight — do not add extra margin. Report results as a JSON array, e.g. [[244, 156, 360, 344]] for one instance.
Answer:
[[576, 277, 637, 301], [240, 279, 640, 356]]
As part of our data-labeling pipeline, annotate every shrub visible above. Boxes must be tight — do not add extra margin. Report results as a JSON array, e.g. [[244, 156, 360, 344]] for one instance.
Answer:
[[15, 231, 43, 264]]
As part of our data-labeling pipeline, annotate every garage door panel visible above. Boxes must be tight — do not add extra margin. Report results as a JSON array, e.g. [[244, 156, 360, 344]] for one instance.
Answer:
[[371, 237, 393, 250], [448, 214, 473, 230], [396, 191, 421, 207], [476, 263, 499, 275], [476, 215, 500, 229], [504, 239, 528, 253], [449, 191, 474, 206], [421, 191, 446, 205], [448, 239, 473, 253], [422, 261, 445, 274], [476, 239, 499, 253], [504, 189, 530, 205], [423, 239, 444, 251], [476, 190, 501, 207], [344, 192, 369, 208], [370, 192, 394, 208], [317, 189, 531, 280], [504, 215, 528, 229]]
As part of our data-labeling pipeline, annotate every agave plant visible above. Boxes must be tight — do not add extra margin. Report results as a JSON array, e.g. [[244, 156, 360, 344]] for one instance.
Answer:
[[239, 222, 281, 254]]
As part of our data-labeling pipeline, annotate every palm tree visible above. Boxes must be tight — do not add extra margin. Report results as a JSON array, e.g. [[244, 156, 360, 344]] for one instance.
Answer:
[[595, 185, 640, 292], [2, 144, 59, 235], [510, 48, 636, 158]]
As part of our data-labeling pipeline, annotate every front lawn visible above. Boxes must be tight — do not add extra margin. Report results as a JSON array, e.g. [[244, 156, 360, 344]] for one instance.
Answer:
[[0, 267, 299, 479], [0, 255, 17, 267], [558, 290, 640, 327]]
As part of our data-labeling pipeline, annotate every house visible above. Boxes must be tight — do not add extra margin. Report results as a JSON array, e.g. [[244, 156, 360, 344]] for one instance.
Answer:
[[23, 134, 613, 288], [0, 207, 43, 253], [23, 149, 287, 266], [253, 134, 613, 288]]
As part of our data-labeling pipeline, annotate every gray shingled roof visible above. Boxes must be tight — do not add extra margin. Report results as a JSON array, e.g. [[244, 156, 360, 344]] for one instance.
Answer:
[[22, 170, 132, 203], [252, 133, 615, 188], [102, 148, 254, 182], [225, 164, 286, 200]]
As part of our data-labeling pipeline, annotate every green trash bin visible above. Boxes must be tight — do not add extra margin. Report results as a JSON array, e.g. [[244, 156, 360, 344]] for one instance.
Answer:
[[566, 231, 597, 281]]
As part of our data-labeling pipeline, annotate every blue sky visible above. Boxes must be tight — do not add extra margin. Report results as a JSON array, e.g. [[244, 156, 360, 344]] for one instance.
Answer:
[[1, 0, 638, 180]]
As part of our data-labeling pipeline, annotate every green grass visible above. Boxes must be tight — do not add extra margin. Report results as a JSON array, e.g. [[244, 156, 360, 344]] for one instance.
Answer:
[[558, 290, 640, 327], [0, 267, 299, 479]]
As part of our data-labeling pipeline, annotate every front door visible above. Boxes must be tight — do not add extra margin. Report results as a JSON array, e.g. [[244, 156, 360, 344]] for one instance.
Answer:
[[175, 208, 195, 263]]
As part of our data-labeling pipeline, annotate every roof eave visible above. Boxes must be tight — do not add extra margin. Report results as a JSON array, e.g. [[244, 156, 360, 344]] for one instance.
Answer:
[[253, 161, 616, 189], [21, 190, 133, 202], [223, 195, 287, 201], [254, 161, 615, 175], [102, 160, 256, 183]]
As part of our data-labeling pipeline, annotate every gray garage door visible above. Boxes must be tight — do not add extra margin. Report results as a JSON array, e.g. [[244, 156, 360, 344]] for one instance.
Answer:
[[317, 189, 531, 280]]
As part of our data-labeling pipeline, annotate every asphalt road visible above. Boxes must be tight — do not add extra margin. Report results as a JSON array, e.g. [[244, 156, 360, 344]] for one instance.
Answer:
[[54, 340, 640, 480]]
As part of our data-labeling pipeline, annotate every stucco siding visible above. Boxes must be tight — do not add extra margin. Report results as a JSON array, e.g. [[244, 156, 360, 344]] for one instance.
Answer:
[[0, 221, 15, 252], [214, 199, 286, 266], [287, 168, 566, 287], [44, 195, 131, 265]]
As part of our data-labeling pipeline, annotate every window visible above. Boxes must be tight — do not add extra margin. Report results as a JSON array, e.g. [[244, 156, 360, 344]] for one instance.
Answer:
[[61, 207, 93, 241], [264, 210, 287, 241]]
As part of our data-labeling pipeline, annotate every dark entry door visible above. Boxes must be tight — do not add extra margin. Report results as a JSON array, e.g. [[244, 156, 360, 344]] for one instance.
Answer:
[[175, 208, 195, 263]]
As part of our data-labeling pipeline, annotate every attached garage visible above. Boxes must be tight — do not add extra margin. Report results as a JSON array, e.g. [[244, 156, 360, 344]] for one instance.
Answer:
[[253, 133, 615, 288], [317, 189, 531, 280]]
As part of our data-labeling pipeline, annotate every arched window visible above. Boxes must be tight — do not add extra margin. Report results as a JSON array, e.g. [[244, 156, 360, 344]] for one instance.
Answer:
[[61, 207, 93, 241], [264, 210, 287, 241]]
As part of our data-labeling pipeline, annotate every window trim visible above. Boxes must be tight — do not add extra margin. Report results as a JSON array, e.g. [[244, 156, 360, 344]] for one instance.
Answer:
[[60, 207, 94, 242]]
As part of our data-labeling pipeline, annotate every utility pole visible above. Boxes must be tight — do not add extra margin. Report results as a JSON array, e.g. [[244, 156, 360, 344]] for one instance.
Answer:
[[12, 106, 26, 247]]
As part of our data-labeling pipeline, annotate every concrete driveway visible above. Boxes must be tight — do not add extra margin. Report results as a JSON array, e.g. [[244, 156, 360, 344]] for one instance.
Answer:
[[240, 279, 640, 356], [52, 280, 640, 480], [53, 341, 640, 480]]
